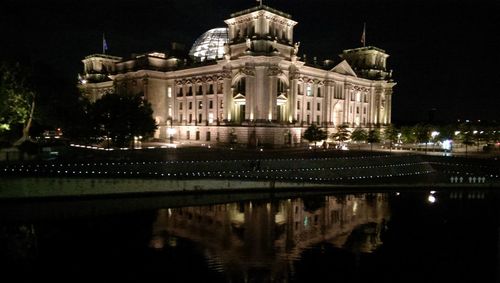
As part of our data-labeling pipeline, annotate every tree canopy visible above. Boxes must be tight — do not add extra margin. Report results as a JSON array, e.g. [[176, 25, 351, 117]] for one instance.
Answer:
[[303, 124, 327, 147], [331, 124, 351, 145], [89, 92, 157, 147], [0, 61, 36, 143]]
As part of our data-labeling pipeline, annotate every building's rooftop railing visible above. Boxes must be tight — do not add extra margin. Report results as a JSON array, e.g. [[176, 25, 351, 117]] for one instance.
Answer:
[[231, 5, 291, 19]]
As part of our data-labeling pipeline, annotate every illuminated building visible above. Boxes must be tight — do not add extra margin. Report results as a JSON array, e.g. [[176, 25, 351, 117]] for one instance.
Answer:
[[79, 5, 395, 146]]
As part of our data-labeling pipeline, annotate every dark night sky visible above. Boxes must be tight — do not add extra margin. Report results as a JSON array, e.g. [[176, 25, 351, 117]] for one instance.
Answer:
[[1, 0, 499, 124]]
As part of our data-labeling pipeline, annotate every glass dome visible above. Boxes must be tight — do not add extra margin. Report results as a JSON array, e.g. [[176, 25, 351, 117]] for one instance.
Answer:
[[189, 28, 229, 62]]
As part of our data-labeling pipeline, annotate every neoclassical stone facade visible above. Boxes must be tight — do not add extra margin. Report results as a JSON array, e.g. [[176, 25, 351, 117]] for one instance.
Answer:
[[79, 5, 395, 147]]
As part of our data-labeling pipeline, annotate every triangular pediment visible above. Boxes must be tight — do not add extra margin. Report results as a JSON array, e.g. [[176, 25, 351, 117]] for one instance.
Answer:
[[330, 60, 357, 77], [233, 93, 245, 99]]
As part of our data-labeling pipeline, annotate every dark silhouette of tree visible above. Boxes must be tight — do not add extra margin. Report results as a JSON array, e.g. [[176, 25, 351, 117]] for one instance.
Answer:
[[331, 124, 350, 147], [350, 127, 367, 150], [458, 123, 474, 157], [400, 126, 416, 144], [367, 129, 380, 152], [303, 124, 327, 148], [414, 123, 430, 154], [89, 92, 157, 148], [383, 124, 399, 152]]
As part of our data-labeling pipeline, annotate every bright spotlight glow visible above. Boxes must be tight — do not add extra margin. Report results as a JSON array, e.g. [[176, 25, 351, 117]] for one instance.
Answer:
[[442, 140, 452, 150], [428, 195, 436, 203]]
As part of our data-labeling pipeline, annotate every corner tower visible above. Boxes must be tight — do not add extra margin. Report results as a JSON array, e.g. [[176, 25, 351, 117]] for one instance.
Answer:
[[224, 5, 298, 60], [340, 46, 392, 81]]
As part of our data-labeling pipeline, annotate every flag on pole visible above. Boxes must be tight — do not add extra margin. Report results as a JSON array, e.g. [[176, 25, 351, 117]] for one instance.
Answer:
[[102, 33, 109, 54], [360, 23, 366, 47]]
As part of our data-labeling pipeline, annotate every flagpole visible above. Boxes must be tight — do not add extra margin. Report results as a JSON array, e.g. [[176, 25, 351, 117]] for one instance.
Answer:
[[364, 22, 366, 47], [102, 33, 106, 54], [362, 22, 366, 47]]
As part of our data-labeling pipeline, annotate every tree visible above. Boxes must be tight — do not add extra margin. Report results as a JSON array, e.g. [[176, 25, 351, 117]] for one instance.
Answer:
[[331, 124, 351, 147], [89, 92, 157, 148], [457, 123, 474, 157], [367, 129, 380, 152], [383, 124, 399, 152], [303, 124, 327, 148], [0, 61, 36, 145], [400, 126, 416, 144], [414, 123, 430, 153], [350, 127, 367, 150]]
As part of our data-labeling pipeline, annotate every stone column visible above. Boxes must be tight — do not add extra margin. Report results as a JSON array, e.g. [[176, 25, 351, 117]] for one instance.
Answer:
[[223, 69, 233, 123], [254, 66, 267, 122]]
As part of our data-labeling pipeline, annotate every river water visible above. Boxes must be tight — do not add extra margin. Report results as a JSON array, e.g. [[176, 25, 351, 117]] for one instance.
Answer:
[[1, 189, 498, 283]]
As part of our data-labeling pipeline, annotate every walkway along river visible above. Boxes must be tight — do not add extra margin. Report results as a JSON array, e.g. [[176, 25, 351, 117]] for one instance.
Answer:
[[1, 154, 498, 199]]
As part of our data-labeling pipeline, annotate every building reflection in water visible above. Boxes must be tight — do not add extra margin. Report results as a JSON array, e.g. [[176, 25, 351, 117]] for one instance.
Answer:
[[150, 193, 390, 281]]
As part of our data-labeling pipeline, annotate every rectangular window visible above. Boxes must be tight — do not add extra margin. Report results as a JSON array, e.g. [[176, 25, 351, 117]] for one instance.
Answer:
[[177, 87, 183, 97], [179, 114, 183, 122], [298, 85, 303, 95], [307, 102, 310, 110], [198, 114, 202, 123], [198, 101, 203, 109], [217, 82, 223, 93], [189, 114, 192, 123], [317, 103, 320, 111], [363, 93, 368, 102], [307, 115, 310, 125], [356, 107, 359, 114], [186, 130, 190, 140], [209, 100, 213, 109], [189, 102, 192, 110], [208, 84, 214, 94], [179, 102, 183, 110], [196, 131, 200, 140], [208, 112, 214, 123], [197, 85, 203, 95], [297, 101, 301, 110], [167, 87, 172, 98], [351, 93, 355, 101], [297, 114, 300, 122], [317, 115, 320, 124], [317, 87, 321, 97], [363, 107, 366, 114], [220, 101, 223, 109], [206, 131, 211, 141], [188, 86, 193, 96], [306, 85, 312, 96]]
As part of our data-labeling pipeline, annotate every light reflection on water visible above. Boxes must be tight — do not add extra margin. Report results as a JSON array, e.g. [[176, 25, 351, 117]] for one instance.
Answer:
[[0, 190, 498, 283], [149, 193, 389, 278]]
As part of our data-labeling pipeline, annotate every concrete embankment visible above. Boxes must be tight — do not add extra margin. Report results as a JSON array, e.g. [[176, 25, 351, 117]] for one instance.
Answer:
[[0, 178, 337, 199], [0, 154, 498, 199]]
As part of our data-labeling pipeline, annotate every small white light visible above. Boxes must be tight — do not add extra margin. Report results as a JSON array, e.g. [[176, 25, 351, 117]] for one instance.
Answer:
[[428, 195, 436, 203]]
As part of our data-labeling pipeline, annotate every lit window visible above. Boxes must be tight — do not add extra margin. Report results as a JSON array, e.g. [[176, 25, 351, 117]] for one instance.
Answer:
[[306, 85, 312, 96]]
